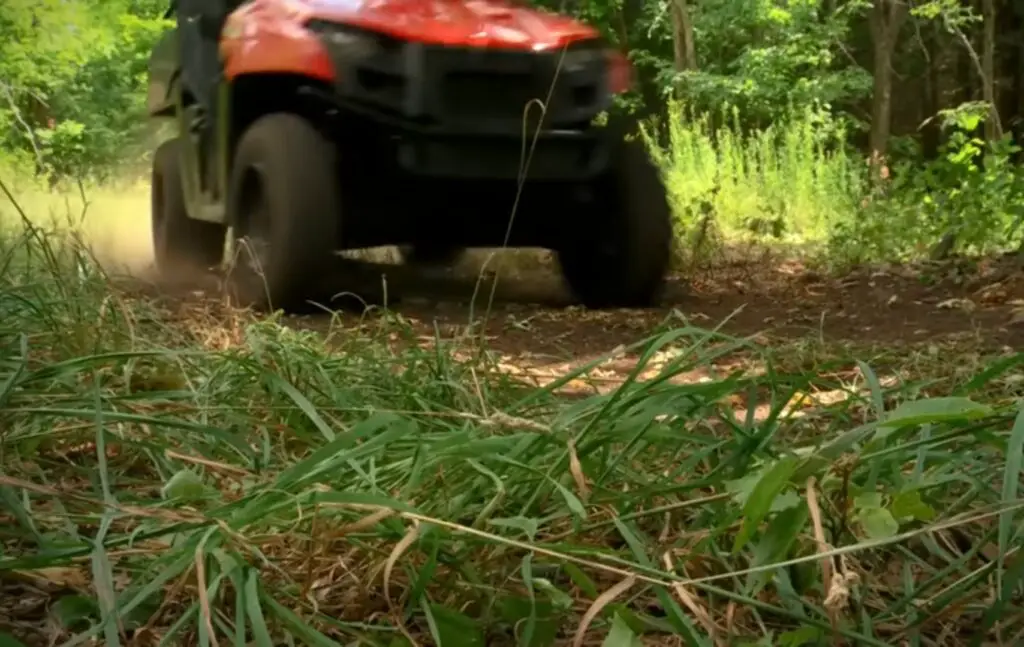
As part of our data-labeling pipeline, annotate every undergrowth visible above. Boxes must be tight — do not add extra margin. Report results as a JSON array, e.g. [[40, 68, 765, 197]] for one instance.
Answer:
[[1, 188, 1024, 646], [646, 101, 1024, 272]]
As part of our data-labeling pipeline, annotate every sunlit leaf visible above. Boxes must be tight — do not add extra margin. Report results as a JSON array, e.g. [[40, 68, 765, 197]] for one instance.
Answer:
[[857, 507, 899, 540], [601, 613, 643, 647], [161, 468, 209, 503], [890, 489, 935, 522], [734, 456, 800, 553], [878, 397, 992, 437]]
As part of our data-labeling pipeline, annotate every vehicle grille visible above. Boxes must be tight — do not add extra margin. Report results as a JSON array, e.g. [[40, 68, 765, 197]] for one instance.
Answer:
[[441, 71, 550, 121]]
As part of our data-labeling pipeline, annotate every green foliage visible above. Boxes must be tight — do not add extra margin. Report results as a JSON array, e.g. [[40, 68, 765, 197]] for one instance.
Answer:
[[0, 0, 167, 181], [668, 0, 873, 121], [827, 104, 1024, 266], [644, 100, 863, 265]]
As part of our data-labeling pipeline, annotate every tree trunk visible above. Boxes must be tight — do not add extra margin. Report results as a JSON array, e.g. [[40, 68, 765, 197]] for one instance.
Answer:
[[670, 0, 698, 75], [922, 22, 942, 159], [981, 0, 1002, 140], [868, 0, 908, 169]]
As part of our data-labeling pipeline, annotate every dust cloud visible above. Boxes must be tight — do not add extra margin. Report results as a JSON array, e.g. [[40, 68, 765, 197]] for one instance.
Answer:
[[0, 181, 157, 280], [0, 177, 560, 292]]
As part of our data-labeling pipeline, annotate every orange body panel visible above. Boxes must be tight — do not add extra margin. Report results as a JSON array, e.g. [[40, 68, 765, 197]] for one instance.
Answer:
[[221, 1, 335, 82], [220, 0, 630, 88]]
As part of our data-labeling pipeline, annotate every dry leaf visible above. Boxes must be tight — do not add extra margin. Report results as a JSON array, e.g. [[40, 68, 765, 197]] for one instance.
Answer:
[[936, 298, 975, 312]]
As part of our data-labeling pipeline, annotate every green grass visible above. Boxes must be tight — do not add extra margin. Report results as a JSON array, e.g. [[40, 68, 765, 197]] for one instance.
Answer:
[[646, 102, 866, 257], [0, 163, 152, 276], [2, 182, 1024, 646]]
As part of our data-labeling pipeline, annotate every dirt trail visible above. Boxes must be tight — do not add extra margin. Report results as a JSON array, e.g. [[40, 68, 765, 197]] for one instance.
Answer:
[[129, 249, 1024, 397], [284, 253, 1024, 349]]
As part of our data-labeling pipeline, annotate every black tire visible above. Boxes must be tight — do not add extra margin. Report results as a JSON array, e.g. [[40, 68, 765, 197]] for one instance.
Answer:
[[151, 138, 226, 276], [400, 244, 465, 267], [556, 135, 673, 308], [225, 113, 340, 311]]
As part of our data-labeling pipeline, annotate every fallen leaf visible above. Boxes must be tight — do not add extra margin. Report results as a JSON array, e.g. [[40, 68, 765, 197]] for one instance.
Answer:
[[17, 567, 89, 590], [976, 283, 1008, 305], [936, 298, 975, 312]]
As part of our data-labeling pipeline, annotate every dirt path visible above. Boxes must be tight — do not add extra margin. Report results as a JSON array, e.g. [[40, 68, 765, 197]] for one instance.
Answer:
[[140, 251, 1024, 396], [286, 253, 1024, 351]]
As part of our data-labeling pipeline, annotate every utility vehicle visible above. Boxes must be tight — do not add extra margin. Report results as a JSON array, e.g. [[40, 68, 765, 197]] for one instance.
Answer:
[[147, 0, 673, 310]]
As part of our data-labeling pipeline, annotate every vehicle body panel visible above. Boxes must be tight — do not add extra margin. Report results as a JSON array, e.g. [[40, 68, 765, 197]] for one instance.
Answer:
[[220, 1, 335, 81], [302, 0, 600, 50], [147, 28, 180, 116], [218, 0, 630, 87], [221, 0, 601, 62]]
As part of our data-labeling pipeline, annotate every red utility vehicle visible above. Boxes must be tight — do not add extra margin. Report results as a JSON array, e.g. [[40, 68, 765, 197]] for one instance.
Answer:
[[147, 0, 673, 310]]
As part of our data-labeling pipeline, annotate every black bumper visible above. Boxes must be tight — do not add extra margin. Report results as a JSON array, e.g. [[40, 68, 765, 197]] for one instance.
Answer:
[[305, 21, 613, 180]]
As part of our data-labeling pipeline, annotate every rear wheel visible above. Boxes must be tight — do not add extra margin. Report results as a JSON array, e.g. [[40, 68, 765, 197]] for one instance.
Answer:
[[151, 138, 226, 277], [556, 135, 673, 308], [225, 113, 340, 311]]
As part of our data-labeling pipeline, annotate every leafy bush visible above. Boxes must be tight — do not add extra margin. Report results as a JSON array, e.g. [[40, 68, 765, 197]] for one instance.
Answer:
[[828, 105, 1024, 266], [645, 101, 865, 264]]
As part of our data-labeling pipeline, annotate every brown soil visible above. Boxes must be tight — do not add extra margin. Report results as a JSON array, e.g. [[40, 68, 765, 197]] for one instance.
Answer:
[[133, 250, 1024, 401], [285, 252, 1024, 354]]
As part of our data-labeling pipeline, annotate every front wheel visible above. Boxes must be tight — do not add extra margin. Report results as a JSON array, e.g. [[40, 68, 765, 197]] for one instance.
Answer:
[[556, 135, 673, 308], [225, 113, 340, 311]]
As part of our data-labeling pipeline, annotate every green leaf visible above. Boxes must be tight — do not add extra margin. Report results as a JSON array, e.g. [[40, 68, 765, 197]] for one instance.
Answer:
[[769, 489, 802, 513], [734, 456, 800, 553], [51, 595, 98, 632], [854, 492, 884, 510], [778, 626, 824, 647], [747, 503, 809, 594], [487, 516, 540, 541], [995, 405, 1024, 616], [550, 479, 587, 520], [244, 571, 274, 647], [264, 372, 337, 441], [601, 613, 643, 647], [857, 507, 899, 540], [610, 518, 711, 646], [0, 633, 30, 647], [725, 468, 765, 506], [877, 397, 992, 438], [161, 469, 208, 503], [533, 577, 574, 611], [890, 489, 935, 522], [426, 604, 486, 647], [560, 563, 599, 599]]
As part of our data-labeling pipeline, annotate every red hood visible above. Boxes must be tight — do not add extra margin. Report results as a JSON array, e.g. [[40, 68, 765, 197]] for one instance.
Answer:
[[303, 0, 601, 50]]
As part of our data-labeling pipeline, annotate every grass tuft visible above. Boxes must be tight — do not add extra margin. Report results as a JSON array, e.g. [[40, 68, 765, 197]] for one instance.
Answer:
[[1, 179, 1023, 645]]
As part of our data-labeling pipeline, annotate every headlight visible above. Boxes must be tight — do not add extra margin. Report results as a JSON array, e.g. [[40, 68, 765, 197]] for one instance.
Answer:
[[305, 20, 380, 60], [555, 47, 598, 74]]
